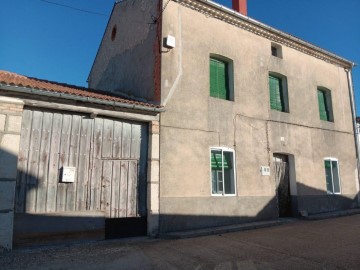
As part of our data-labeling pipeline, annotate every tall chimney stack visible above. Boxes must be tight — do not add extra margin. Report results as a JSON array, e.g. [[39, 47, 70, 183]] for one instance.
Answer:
[[232, 0, 247, 16]]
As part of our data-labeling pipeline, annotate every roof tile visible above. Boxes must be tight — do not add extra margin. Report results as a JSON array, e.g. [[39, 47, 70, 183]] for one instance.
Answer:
[[0, 70, 161, 109]]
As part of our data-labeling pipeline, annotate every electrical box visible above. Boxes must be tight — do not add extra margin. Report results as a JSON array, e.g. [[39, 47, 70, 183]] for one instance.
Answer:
[[165, 35, 176, 48], [260, 166, 271, 176], [61, 167, 76, 183]]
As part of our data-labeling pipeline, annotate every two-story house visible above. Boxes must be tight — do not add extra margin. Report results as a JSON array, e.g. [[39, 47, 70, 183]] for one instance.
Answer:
[[89, 0, 359, 233], [1, 0, 358, 251]]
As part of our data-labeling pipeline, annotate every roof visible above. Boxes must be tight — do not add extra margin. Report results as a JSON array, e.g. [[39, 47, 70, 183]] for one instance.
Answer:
[[0, 70, 162, 111]]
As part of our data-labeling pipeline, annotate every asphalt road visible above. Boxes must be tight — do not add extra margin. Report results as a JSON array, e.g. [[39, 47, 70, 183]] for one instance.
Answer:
[[1, 214, 360, 270]]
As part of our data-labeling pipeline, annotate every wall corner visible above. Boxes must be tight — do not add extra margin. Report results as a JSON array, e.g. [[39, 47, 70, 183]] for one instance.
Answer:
[[0, 96, 24, 251], [147, 120, 160, 236]]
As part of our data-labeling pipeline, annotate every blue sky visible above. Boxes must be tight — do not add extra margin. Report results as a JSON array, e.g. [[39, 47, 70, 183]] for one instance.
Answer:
[[1, 0, 359, 112]]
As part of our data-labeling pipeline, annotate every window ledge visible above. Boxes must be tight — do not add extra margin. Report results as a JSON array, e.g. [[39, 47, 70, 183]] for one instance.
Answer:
[[211, 194, 237, 197]]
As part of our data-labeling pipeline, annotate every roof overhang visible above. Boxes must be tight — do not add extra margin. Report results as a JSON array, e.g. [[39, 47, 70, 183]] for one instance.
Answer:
[[0, 83, 165, 113]]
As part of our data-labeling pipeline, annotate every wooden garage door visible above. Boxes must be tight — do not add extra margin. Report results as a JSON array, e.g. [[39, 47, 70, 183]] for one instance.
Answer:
[[15, 108, 148, 218]]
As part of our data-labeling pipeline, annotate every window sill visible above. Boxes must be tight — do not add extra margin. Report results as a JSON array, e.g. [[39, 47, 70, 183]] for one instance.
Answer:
[[270, 109, 289, 113], [209, 96, 234, 102], [211, 194, 237, 197], [320, 119, 334, 123]]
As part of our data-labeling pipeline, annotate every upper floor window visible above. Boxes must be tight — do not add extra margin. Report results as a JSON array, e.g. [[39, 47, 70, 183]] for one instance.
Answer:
[[269, 73, 289, 112], [317, 87, 334, 122], [324, 158, 341, 194], [271, 43, 282, 58], [210, 148, 236, 196], [209, 56, 233, 101]]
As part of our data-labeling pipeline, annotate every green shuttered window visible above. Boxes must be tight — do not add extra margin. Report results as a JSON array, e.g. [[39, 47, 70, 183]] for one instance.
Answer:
[[317, 89, 332, 121], [269, 75, 285, 112], [210, 58, 230, 100]]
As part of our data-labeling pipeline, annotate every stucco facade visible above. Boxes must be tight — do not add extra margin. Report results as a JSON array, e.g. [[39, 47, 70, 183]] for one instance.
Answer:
[[89, 0, 359, 233]]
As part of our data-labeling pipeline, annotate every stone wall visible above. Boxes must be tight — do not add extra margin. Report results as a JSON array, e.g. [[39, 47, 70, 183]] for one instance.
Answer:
[[0, 97, 23, 251]]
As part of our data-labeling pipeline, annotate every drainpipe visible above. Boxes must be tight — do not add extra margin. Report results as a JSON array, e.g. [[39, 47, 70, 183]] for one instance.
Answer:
[[345, 66, 360, 204]]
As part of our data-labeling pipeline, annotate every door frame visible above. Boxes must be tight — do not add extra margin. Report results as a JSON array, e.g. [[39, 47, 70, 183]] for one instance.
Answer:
[[273, 153, 298, 217]]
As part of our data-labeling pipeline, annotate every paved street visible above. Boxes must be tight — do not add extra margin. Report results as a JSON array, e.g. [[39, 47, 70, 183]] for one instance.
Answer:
[[1, 214, 360, 270]]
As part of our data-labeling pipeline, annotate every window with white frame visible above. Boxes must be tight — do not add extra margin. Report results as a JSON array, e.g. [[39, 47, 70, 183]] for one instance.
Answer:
[[210, 148, 236, 195], [324, 158, 341, 194]]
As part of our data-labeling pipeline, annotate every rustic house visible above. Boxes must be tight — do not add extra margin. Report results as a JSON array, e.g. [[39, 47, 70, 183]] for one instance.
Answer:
[[88, 0, 359, 233], [0, 0, 359, 251]]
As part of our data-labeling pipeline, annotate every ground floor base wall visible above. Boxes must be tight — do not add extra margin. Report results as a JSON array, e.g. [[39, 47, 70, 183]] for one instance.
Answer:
[[159, 196, 278, 233], [0, 211, 14, 251], [13, 213, 105, 247], [296, 194, 359, 215]]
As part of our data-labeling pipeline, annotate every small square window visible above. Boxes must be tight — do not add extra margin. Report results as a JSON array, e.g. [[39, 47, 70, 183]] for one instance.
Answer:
[[271, 43, 282, 58], [210, 148, 236, 196], [271, 46, 278, 56], [324, 159, 341, 194]]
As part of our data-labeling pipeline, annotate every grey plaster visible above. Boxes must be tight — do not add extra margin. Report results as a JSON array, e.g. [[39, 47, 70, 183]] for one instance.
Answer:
[[89, 0, 159, 101]]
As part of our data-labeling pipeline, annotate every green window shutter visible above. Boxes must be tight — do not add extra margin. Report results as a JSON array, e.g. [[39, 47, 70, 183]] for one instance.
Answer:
[[269, 75, 284, 111], [210, 59, 218, 98], [210, 58, 229, 100], [318, 90, 329, 121]]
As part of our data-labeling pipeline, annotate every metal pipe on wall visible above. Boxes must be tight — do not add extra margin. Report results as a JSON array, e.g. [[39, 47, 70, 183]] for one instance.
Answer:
[[345, 67, 360, 202]]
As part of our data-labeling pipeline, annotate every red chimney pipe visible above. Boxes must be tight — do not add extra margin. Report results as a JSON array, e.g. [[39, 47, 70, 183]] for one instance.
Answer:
[[232, 0, 247, 16]]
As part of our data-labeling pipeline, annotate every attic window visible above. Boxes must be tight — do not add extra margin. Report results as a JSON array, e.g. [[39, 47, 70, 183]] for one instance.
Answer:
[[111, 25, 117, 41], [271, 43, 282, 58]]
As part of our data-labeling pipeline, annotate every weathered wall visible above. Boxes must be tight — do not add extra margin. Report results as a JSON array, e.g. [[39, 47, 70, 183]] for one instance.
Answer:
[[158, 1, 358, 232], [15, 108, 148, 218], [88, 0, 160, 102], [0, 97, 24, 251]]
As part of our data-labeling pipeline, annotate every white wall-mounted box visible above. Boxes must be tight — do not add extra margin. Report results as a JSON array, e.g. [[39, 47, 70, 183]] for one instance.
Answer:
[[164, 35, 176, 48], [260, 166, 271, 176], [61, 167, 76, 183]]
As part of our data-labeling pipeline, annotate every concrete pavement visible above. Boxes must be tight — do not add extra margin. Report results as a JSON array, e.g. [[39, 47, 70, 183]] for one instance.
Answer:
[[1, 214, 360, 269]]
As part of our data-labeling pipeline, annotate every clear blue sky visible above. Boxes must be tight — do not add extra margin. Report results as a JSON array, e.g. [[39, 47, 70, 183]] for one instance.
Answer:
[[1, 0, 359, 112]]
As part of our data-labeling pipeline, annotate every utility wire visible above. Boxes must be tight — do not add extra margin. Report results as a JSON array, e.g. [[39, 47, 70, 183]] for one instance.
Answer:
[[39, 0, 107, 17]]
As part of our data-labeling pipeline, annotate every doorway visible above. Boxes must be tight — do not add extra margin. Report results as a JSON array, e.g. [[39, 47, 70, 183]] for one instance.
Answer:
[[273, 154, 292, 217]]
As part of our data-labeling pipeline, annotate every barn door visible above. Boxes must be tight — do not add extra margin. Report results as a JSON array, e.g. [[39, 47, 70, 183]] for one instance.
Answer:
[[90, 118, 148, 220], [14, 108, 148, 244], [100, 160, 139, 218], [273, 154, 292, 217]]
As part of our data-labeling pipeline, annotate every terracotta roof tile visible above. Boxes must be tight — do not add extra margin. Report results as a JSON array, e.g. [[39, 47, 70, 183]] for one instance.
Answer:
[[0, 70, 161, 109]]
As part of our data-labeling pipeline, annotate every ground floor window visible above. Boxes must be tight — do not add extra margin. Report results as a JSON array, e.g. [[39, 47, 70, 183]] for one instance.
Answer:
[[210, 148, 236, 195], [324, 158, 341, 194]]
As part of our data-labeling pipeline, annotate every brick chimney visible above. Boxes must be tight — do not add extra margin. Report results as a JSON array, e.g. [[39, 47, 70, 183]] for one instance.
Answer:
[[232, 0, 247, 16]]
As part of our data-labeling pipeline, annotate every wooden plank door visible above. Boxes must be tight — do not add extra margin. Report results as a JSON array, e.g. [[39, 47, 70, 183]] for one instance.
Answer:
[[15, 108, 148, 219], [90, 116, 147, 219], [100, 160, 139, 218]]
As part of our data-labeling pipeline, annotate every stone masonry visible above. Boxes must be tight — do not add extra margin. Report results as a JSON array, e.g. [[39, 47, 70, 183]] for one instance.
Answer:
[[0, 97, 24, 251]]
